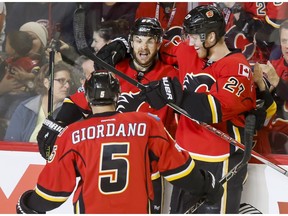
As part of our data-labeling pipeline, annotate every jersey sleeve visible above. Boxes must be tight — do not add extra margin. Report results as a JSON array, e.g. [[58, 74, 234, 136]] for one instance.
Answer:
[[210, 65, 256, 121], [24, 130, 77, 212], [159, 39, 181, 66], [56, 89, 91, 124], [181, 55, 256, 124]]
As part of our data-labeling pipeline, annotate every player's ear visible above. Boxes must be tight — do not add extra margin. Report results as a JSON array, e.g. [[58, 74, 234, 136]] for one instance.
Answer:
[[157, 40, 162, 51], [207, 31, 216, 44]]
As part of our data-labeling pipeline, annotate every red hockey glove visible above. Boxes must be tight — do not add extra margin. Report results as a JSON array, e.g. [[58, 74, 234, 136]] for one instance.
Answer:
[[16, 190, 45, 214], [37, 116, 65, 160], [143, 76, 183, 110], [201, 169, 224, 205]]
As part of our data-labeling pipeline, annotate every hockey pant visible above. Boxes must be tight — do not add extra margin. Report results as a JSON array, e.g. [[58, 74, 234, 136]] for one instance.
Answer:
[[169, 150, 248, 214]]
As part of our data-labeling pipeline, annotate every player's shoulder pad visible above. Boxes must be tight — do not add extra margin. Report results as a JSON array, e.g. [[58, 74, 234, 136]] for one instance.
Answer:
[[147, 112, 161, 121]]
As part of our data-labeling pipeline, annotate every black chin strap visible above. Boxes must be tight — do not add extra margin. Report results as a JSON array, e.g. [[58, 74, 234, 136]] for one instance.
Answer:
[[202, 33, 219, 59]]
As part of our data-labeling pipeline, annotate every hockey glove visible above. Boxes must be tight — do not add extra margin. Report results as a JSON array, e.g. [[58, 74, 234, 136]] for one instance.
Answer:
[[143, 76, 183, 110], [246, 108, 266, 131], [201, 169, 224, 205], [96, 37, 129, 67], [37, 116, 65, 160], [16, 190, 45, 214]]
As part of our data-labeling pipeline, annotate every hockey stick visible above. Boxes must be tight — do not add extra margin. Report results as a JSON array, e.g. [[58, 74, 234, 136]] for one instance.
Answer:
[[46, 30, 60, 159], [73, 7, 288, 177], [47, 50, 55, 116], [185, 114, 255, 214]]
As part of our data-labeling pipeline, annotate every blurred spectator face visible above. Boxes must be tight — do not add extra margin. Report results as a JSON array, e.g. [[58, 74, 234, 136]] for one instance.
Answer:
[[5, 36, 14, 56], [131, 35, 159, 66], [81, 59, 94, 85], [49, 70, 71, 103], [26, 31, 43, 56], [91, 31, 107, 53], [280, 27, 288, 63]]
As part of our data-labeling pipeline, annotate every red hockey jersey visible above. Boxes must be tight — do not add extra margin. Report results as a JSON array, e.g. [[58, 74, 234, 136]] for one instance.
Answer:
[[34, 111, 196, 213], [160, 41, 256, 161], [115, 58, 179, 137], [177, 52, 256, 161], [243, 2, 288, 27], [61, 58, 179, 137]]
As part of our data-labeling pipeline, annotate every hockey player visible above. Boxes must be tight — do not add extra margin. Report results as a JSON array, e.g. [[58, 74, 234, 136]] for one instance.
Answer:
[[36, 17, 178, 213], [143, 5, 256, 213], [115, 17, 179, 138], [16, 71, 223, 214]]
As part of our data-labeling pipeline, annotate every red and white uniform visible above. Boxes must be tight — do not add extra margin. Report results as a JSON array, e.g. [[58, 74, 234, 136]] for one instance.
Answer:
[[115, 58, 179, 137], [160, 41, 256, 161], [32, 112, 198, 213], [60, 58, 179, 137], [160, 39, 205, 84]]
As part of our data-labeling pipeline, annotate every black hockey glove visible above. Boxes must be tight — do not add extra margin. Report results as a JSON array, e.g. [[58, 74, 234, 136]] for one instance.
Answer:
[[16, 190, 45, 214], [96, 37, 129, 67], [245, 108, 266, 131], [37, 116, 65, 160], [143, 76, 183, 110], [201, 169, 224, 205]]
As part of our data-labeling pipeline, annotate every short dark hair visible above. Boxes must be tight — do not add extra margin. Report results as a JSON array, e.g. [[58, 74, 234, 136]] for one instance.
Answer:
[[7, 31, 33, 56]]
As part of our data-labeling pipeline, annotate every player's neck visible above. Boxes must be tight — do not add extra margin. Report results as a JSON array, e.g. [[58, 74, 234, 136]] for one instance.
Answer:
[[91, 104, 116, 114], [208, 42, 230, 62]]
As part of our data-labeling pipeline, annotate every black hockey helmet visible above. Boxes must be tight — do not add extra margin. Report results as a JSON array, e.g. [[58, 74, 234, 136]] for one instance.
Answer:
[[129, 17, 164, 42], [84, 70, 120, 106], [183, 5, 226, 42]]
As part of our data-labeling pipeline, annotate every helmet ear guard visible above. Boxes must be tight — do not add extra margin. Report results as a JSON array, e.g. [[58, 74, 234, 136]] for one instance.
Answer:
[[183, 5, 226, 42], [84, 70, 120, 106]]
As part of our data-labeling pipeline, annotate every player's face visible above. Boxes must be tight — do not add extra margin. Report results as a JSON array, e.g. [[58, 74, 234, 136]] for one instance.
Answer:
[[280, 28, 288, 63], [53, 70, 71, 103], [185, 33, 208, 59], [131, 35, 160, 66], [91, 32, 108, 53]]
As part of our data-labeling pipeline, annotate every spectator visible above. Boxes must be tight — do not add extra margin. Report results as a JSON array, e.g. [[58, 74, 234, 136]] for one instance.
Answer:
[[3, 30, 37, 93], [135, 2, 188, 32], [252, 62, 277, 154], [5, 2, 77, 46], [72, 55, 94, 88], [16, 71, 223, 214], [135, 2, 189, 41], [0, 31, 37, 139], [91, 19, 130, 54], [224, 2, 288, 64], [253, 20, 288, 154], [0, 2, 6, 52], [4, 61, 73, 142], [19, 21, 49, 66], [84, 2, 139, 37], [8, 3, 79, 66]]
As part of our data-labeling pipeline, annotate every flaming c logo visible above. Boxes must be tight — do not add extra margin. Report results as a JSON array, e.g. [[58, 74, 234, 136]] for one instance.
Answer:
[[206, 10, 214, 18]]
